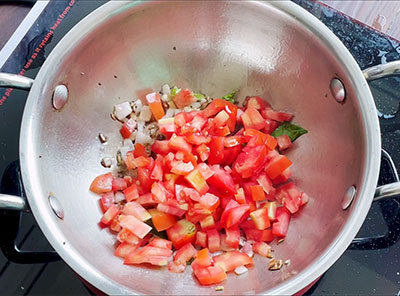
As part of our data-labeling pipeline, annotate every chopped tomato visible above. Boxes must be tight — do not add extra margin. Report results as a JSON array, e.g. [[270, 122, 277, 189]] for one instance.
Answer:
[[158, 117, 176, 136], [250, 185, 266, 201], [214, 110, 230, 127], [253, 242, 272, 257], [100, 204, 120, 226], [146, 92, 165, 120], [123, 183, 139, 202], [133, 143, 147, 157], [196, 163, 214, 180], [199, 193, 220, 212], [263, 109, 293, 122], [264, 201, 278, 220], [90, 173, 113, 194], [193, 264, 227, 285], [185, 134, 210, 145], [243, 128, 267, 146], [185, 169, 209, 195], [151, 182, 173, 203], [120, 118, 136, 139], [123, 201, 152, 221], [272, 207, 291, 237], [171, 161, 194, 176], [207, 165, 236, 195], [166, 219, 197, 249], [233, 145, 267, 178], [168, 134, 192, 153], [276, 134, 292, 151], [265, 134, 278, 150], [173, 89, 196, 109], [173, 242, 197, 264], [115, 242, 139, 258], [207, 229, 221, 253], [187, 114, 208, 132], [225, 228, 240, 249], [136, 193, 157, 207], [157, 203, 186, 217], [196, 144, 210, 162], [151, 140, 170, 155], [124, 253, 169, 266], [207, 136, 225, 165], [131, 156, 151, 168], [148, 238, 172, 249], [245, 96, 268, 110], [222, 145, 242, 166], [224, 136, 245, 147], [118, 215, 152, 239], [192, 248, 213, 270], [265, 154, 292, 180], [100, 192, 114, 212], [195, 231, 208, 248], [241, 107, 265, 130], [250, 208, 270, 230], [213, 251, 253, 272], [224, 204, 250, 229], [275, 182, 303, 214], [234, 187, 246, 204], [148, 208, 177, 231], [200, 215, 215, 231], [112, 177, 128, 192], [150, 155, 164, 181]]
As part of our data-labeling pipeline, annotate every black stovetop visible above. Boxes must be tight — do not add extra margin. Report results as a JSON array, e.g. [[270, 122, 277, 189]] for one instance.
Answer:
[[0, 0, 399, 295]]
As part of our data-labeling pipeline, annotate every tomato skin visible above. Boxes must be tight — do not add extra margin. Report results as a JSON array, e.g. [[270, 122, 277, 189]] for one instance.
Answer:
[[272, 207, 291, 237], [207, 165, 236, 195], [148, 208, 177, 231], [250, 185, 266, 201], [207, 136, 225, 165], [233, 145, 267, 178], [166, 219, 197, 249], [263, 109, 293, 122], [133, 143, 147, 157], [90, 173, 113, 194], [100, 204, 120, 225], [225, 204, 250, 229], [151, 140, 170, 155], [120, 118, 136, 139], [213, 251, 253, 272], [265, 155, 292, 180], [221, 145, 242, 166]]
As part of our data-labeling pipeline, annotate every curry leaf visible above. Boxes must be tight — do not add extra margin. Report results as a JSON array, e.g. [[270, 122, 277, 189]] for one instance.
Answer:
[[193, 93, 206, 101], [170, 86, 181, 97], [221, 90, 237, 103], [271, 122, 308, 142]]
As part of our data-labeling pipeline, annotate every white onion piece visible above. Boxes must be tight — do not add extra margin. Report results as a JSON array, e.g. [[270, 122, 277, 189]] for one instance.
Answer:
[[119, 145, 132, 161], [114, 191, 125, 203], [174, 109, 183, 115], [123, 139, 135, 150], [234, 266, 248, 275], [190, 102, 201, 109], [183, 106, 192, 112], [139, 106, 152, 121], [161, 94, 169, 102], [164, 108, 176, 119], [135, 131, 153, 145], [200, 98, 207, 104], [239, 237, 246, 247], [137, 120, 145, 133], [132, 99, 143, 115], [162, 84, 171, 96], [241, 242, 254, 258], [114, 102, 132, 120]]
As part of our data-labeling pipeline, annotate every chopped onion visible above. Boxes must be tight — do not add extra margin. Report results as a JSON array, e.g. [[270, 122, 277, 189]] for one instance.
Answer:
[[139, 105, 152, 121], [234, 266, 248, 275], [239, 237, 246, 247], [132, 99, 143, 115], [241, 242, 254, 258], [164, 108, 176, 118], [183, 106, 192, 112], [135, 131, 153, 145], [162, 84, 171, 96], [189, 102, 201, 109], [119, 145, 131, 161], [114, 102, 132, 121], [137, 120, 145, 133], [161, 94, 169, 102], [114, 191, 125, 203], [123, 139, 135, 150]]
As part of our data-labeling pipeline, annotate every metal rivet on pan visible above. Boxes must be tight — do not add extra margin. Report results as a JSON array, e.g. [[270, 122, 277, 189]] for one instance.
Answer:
[[342, 186, 356, 210], [52, 84, 68, 110], [330, 78, 346, 103], [49, 194, 64, 219]]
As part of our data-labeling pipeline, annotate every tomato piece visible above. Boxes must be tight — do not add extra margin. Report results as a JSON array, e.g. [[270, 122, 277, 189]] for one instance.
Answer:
[[168, 134, 192, 153], [132, 143, 147, 158], [118, 215, 152, 239], [195, 144, 210, 162], [265, 155, 292, 180], [207, 136, 225, 165], [264, 201, 278, 220], [171, 161, 194, 176], [166, 219, 197, 249], [193, 265, 227, 286], [224, 136, 245, 147], [225, 204, 250, 229], [234, 187, 246, 204], [253, 242, 272, 257], [207, 165, 236, 195], [243, 227, 275, 242], [117, 228, 141, 245], [124, 253, 169, 266], [220, 199, 239, 227], [158, 117, 176, 137], [100, 204, 120, 226], [265, 134, 278, 150], [173, 242, 197, 264], [151, 182, 173, 203], [115, 242, 139, 258], [195, 231, 207, 248], [207, 229, 221, 253], [120, 118, 137, 139], [157, 203, 186, 217], [187, 114, 208, 132], [196, 163, 214, 180], [255, 173, 275, 197], [148, 238, 172, 249], [221, 145, 242, 166], [90, 173, 113, 194], [275, 182, 303, 214], [199, 193, 220, 212], [148, 208, 177, 231], [151, 140, 169, 155], [150, 155, 163, 181], [233, 145, 267, 178], [168, 261, 186, 273], [203, 98, 228, 117], [243, 129, 267, 146], [200, 215, 215, 231], [272, 207, 291, 237], [250, 185, 266, 201], [173, 89, 196, 109], [272, 167, 292, 185], [146, 92, 165, 120], [263, 109, 293, 122], [214, 110, 230, 127], [122, 201, 152, 221], [131, 156, 151, 168], [225, 227, 240, 249], [245, 96, 268, 110], [112, 177, 128, 192], [136, 193, 157, 207], [100, 191, 114, 212], [192, 248, 213, 270], [123, 183, 139, 202], [185, 169, 209, 195], [276, 134, 292, 151], [213, 251, 253, 272], [241, 107, 265, 130], [250, 208, 270, 230], [263, 118, 280, 134]]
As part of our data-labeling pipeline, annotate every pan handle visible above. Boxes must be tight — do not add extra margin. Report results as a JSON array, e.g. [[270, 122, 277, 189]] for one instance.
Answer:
[[0, 73, 34, 90]]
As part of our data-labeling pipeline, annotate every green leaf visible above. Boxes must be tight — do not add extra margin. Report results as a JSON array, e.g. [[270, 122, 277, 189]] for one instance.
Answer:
[[170, 86, 181, 97], [221, 90, 237, 103], [193, 93, 205, 101], [271, 122, 308, 142]]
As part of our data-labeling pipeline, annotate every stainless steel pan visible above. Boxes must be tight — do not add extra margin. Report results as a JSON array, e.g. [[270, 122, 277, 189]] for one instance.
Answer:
[[1, 1, 400, 294]]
